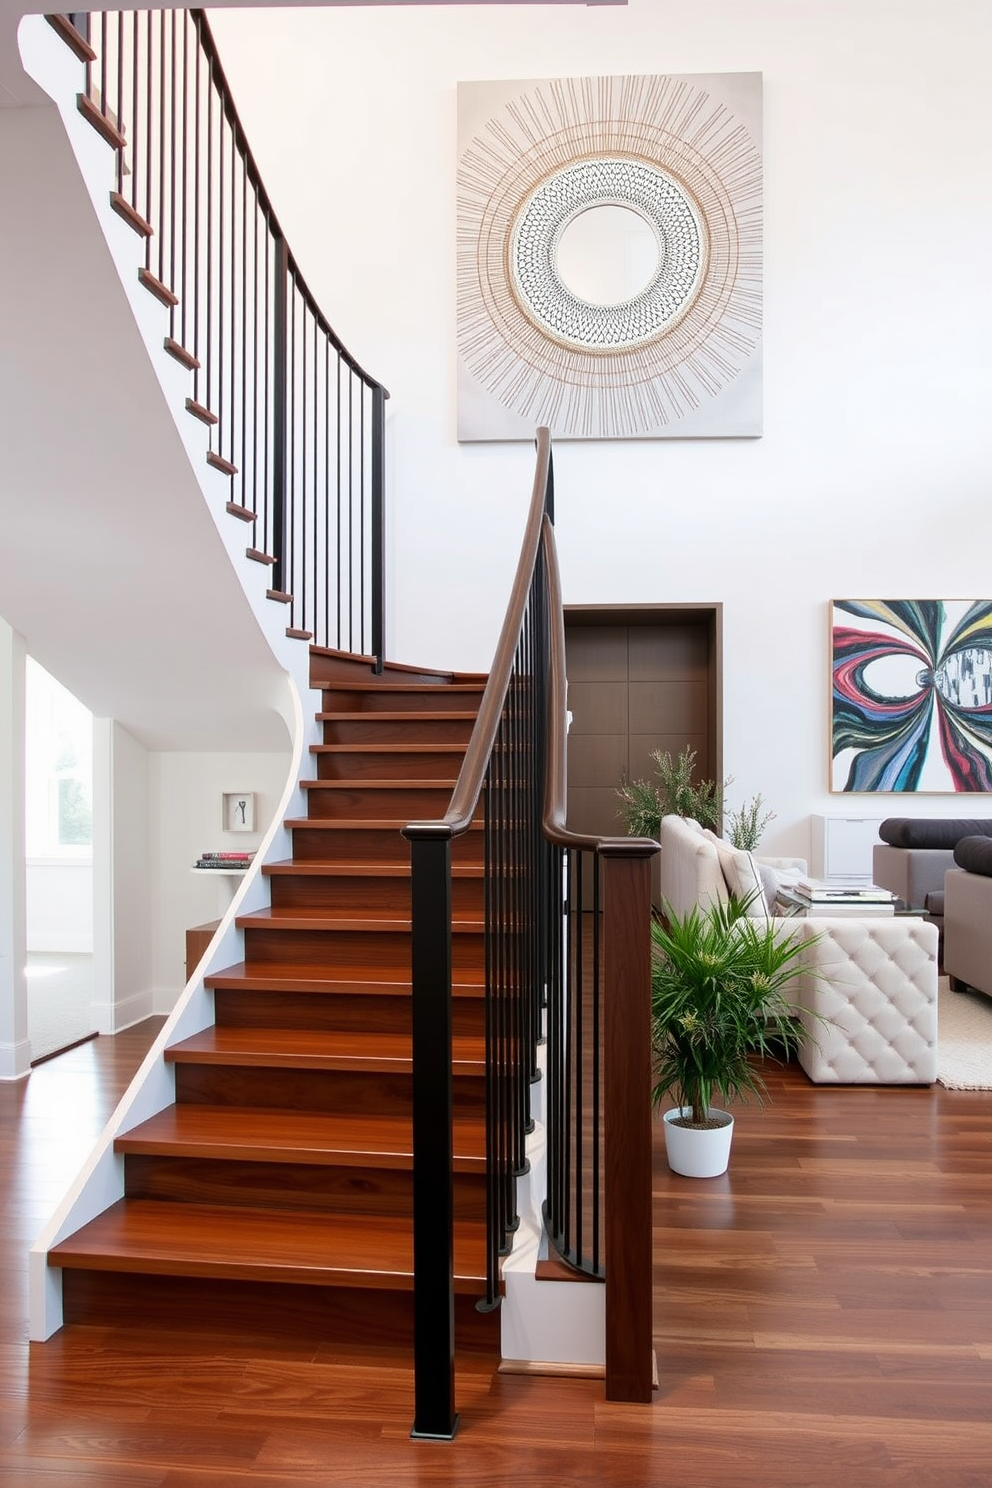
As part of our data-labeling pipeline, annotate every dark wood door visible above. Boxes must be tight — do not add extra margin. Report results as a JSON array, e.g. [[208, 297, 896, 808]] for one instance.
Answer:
[[563, 608, 720, 848]]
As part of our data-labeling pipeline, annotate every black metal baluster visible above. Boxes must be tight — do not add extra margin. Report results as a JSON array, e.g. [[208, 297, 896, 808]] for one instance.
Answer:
[[271, 234, 287, 594], [157, 10, 165, 284], [371, 383, 385, 671], [143, 11, 151, 265]]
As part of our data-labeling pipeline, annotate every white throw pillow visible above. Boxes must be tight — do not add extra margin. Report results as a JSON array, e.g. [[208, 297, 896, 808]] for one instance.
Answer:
[[709, 837, 769, 920], [756, 860, 781, 915]]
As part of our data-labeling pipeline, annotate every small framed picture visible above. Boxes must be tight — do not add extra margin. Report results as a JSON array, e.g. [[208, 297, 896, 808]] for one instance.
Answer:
[[222, 792, 256, 832]]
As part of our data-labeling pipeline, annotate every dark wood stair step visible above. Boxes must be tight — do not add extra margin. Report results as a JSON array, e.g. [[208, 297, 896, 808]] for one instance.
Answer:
[[116, 1105, 486, 1170], [49, 1200, 488, 1291], [262, 860, 482, 881], [298, 779, 462, 820], [284, 818, 484, 865], [76, 92, 125, 150], [318, 711, 477, 745], [47, 14, 97, 62], [110, 191, 152, 237], [165, 1026, 485, 1075], [204, 961, 484, 996], [138, 266, 179, 307], [310, 743, 469, 780], [235, 907, 482, 933], [307, 649, 468, 690], [262, 859, 483, 914], [60, 1271, 500, 1354], [323, 683, 485, 714]]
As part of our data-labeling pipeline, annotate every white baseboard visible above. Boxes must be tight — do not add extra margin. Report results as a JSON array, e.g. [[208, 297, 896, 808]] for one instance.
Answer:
[[0, 1037, 33, 1081], [90, 988, 154, 1035]]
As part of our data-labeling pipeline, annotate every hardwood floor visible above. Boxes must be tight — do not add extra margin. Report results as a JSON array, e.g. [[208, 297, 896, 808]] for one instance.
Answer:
[[2, 1021, 990, 1485]]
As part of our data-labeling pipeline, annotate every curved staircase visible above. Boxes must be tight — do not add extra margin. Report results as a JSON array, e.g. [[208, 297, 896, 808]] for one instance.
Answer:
[[49, 651, 499, 1357]]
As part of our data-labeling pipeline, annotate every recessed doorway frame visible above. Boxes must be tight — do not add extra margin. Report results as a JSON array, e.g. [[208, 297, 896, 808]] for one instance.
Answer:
[[563, 602, 723, 842]]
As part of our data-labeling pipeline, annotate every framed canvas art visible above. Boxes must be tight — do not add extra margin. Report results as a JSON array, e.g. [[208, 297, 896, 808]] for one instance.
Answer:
[[831, 600, 992, 793], [456, 72, 762, 442]]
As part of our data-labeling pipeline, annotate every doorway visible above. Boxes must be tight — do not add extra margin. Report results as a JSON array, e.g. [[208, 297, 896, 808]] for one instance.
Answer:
[[563, 605, 722, 847]]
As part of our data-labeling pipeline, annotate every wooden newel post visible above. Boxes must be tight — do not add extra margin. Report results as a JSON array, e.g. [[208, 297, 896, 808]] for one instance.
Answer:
[[599, 838, 659, 1403]]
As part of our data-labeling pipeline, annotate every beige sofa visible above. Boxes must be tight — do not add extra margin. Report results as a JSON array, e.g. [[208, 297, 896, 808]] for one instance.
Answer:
[[657, 815, 940, 1085]]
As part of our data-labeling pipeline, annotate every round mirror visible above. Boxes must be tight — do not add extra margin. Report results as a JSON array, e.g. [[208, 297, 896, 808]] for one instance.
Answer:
[[554, 204, 661, 306]]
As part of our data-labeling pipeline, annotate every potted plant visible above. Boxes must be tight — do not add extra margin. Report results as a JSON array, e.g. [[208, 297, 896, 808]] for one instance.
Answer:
[[651, 897, 811, 1177], [616, 744, 775, 850]]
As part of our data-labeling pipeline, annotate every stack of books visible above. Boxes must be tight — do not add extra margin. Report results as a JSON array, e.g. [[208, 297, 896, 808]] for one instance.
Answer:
[[193, 850, 255, 870], [793, 879, 896, 916]]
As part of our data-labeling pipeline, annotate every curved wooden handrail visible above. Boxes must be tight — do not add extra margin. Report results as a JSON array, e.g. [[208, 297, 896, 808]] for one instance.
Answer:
[[191, 10, 385, 394], [404, 426, 552, 842]]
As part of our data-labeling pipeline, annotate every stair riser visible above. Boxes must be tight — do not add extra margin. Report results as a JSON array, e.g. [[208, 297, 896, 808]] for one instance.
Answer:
[[302, 784, 462, 819], [313, 749, 466, 781], [241, 927, 485, 971], [321, 716, 475, 746], [324, 687, 484, 714], [61, 1271, 500, 1352], [214, 989, 485, 1038], [267, 874, 483, 916], [123, 1155, 487, 1220], [174, 1065, 487, 1117], [289, 826, 484, 864]]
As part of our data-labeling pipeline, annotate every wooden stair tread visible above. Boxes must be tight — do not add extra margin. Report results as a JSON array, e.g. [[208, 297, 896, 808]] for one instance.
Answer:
[[325, 682, 484, 694], [284, 816, 481, 828], [49, 1200, 488, 1290], [204, 962, 485, 994], [317, 711, 478, 722], [301, 778, 458, 789], [236, 907, 482, 932], [166, 1026, 486, 1072], [116, 1105, 486, 1168], [310, 744, 467, 755], [262, 859, 483, 879]]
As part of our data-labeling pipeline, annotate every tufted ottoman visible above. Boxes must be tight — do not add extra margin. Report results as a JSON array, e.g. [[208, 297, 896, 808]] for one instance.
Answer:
[[795, 917, 939, 1084]]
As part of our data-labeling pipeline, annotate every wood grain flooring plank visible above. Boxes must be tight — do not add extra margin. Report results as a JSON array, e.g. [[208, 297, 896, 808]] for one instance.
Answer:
[[3, 1026, 991, 1487]]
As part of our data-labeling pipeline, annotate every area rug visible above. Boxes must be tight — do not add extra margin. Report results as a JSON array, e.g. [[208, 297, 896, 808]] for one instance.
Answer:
[[27, 953, 96, 1064], [937, 980, 992, 1089]]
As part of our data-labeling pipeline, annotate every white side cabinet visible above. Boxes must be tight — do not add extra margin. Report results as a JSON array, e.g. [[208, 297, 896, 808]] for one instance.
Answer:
[[810, 815, 885, 882]]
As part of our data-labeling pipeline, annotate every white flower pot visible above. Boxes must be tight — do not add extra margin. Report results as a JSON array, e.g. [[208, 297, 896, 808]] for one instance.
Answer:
[[662, 1107, 735, 1177]]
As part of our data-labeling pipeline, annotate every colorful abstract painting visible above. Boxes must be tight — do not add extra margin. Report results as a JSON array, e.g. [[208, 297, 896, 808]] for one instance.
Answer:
[[831, 600, 992, 793]]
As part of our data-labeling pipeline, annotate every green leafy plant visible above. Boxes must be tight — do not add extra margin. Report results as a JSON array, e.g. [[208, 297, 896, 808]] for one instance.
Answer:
[[616, 746, 725, 839], [725, 793, 776, 852], [650, 898, 810, 1126], [617, 747, 776, 852]]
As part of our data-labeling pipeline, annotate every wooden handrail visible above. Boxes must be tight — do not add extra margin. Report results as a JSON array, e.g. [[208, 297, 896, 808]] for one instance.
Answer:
[[405, 427, 552, 841]]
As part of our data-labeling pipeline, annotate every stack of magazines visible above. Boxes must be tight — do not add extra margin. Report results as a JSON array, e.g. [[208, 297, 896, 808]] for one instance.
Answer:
[[193, 850, 255, 870], [793, 879, 896, 916]]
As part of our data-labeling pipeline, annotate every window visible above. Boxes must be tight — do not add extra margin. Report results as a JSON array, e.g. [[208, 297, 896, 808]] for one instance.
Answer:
[[25, 658, 93, 859]]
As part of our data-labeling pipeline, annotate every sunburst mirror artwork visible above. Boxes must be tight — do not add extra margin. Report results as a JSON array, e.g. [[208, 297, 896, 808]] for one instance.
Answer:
[[831, 600, 992, 792], [456, 73, 762, 441]]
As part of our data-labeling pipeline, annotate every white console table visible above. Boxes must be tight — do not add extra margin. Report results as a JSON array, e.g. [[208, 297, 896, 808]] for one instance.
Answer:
[[811, 815, 884, 883]]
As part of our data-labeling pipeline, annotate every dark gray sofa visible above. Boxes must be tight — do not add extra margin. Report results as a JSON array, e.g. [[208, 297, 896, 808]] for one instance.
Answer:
[[944, 835, 992, 999], [873, 817, 992, 909]]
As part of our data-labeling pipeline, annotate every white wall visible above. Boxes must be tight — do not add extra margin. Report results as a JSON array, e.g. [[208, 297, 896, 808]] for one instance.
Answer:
[[207, 0, 992, 859], [26, 861, 93, 953], [149, 748, 290, 1009], [0, 617, 28, 1079]]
